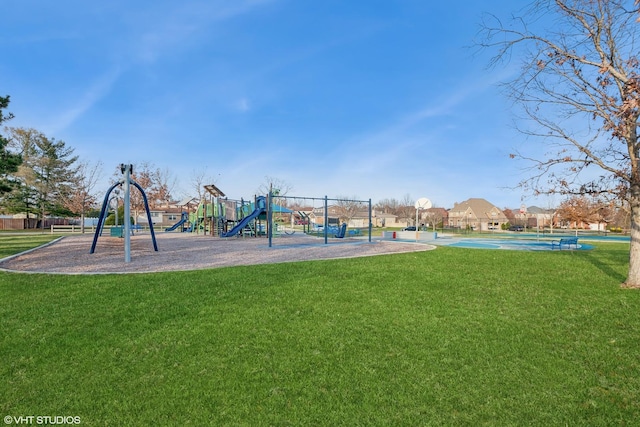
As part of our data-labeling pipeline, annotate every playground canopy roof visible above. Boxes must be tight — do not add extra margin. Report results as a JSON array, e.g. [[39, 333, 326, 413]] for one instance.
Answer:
[[178, 196, 197, 206], [204, 184, 225, 198], [248, 199, 293, 213], [271, 204, 293, 213]]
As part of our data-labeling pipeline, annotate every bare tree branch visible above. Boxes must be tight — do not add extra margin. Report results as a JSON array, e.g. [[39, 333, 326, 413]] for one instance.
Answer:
[[479, 0, 640, 286]]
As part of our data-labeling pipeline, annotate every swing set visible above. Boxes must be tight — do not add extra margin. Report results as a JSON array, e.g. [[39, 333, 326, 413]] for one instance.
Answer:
[[264, 191, 373, 248]]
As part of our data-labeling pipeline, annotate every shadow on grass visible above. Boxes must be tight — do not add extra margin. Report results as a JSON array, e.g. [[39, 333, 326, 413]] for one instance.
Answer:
[[581, 245, 628, 284]]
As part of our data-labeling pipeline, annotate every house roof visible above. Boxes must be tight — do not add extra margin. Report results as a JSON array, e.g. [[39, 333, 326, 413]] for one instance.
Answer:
[[162, 207, 184, 214], [450, 198, 507, 220], [424, 207, 448, 217], [374, 212, 397, 219], [523, 205, 554, 214]]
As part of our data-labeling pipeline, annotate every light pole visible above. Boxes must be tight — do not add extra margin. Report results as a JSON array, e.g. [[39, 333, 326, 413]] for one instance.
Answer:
[[121, 164, 132, 263]]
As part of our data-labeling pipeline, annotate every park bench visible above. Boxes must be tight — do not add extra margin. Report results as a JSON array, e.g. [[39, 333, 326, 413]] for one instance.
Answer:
[[551, 237, 579, 250]]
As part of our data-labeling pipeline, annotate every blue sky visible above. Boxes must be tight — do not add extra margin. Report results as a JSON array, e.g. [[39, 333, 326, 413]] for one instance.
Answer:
[[2, 0, 549, 209]]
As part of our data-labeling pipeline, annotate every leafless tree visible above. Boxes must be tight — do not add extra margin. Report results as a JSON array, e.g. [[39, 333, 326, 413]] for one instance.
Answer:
[[110, 162, 176, 223], [257, 176, 293, 207], [374, 198, 401, 214], [422, 208, 444, 229], [127, 163, 152, 221], [334, 195, 365, 224], [256, 176, 293, 196], [64, 160, 103, 233], [480, 0, 640, 287], [148, 166, 177, 207], [190, 167, 218, 202], [397, 194, 415, 225]]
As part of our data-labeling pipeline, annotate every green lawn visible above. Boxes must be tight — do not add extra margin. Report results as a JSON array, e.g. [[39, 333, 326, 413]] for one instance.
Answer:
[[1, 236, 639, 425], [0, 234, 61, 258]]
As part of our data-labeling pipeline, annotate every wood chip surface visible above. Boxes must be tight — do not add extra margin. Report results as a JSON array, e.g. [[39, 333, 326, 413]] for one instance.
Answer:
[[0, 232, 434, 274]]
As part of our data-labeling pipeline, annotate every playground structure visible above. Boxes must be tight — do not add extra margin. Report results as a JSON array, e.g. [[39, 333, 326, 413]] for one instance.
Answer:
[[164, 193, 266, 237], [88, 167, 374, 264], [165, 212, 188, 232], [199, 184, 227, 235], [196, 190, 373, 246], [217, 195, 292, 238], [221, 196, 267, 237], [162, 189, 297, 240], [109, 173, 373, 247], [164, 184, 228, 235], [185, 199, 227, 234], [90, 164, 158, 262]]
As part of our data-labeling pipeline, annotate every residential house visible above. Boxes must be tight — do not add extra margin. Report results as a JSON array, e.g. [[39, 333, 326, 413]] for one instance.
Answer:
[[307, 205, 409, 228], [347, 209, 370, 228], [371, 211, 406, 228], [448, 198, 508, 231], [135, 198, 198, 228], [421, 207, 448, 228], [350, 209, 408, 228], [308, 205, 341, 226], [136, 206, 183, 227], [521, 205, 555, 229]]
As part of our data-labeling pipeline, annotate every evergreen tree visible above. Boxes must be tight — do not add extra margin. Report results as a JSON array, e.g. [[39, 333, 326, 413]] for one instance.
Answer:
[[0, 96, 22, 197], [7, 128, 78, 227]]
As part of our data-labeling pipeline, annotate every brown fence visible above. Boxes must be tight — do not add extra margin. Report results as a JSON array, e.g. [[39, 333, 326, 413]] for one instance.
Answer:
[[0, 218, 28, 230], [0, 218, 69, 230]]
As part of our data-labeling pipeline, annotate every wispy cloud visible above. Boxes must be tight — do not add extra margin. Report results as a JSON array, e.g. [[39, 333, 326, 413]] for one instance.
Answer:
[[31, 1, 278, 133], [234, 97, 252, 112], [49, 67, 123, 134], [342, 100, 456, 157], [345, 68, 514, 155], [130, 0, 278, 64], [316, 73, 509, 199]]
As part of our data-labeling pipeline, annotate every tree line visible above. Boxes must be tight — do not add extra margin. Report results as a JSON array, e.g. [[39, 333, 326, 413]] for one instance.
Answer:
[[0, 96, 179, 231], [0, 96, 85, 229], [0, 91, 629, 234]]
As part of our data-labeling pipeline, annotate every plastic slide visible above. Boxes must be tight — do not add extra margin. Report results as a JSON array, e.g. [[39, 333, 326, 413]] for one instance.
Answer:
[[165, 213, 188, 232], [165, 218, 186, 232], [221, 197, 267, 237]]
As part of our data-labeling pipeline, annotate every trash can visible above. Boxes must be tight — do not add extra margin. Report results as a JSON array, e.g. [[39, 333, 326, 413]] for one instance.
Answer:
[[110, 226, 124, 238], [433, 232, 438, 239], [392, 231, 396, 239]]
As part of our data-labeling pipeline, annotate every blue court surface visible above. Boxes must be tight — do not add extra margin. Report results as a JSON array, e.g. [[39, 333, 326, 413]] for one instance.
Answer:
[[271, 232, 626, 251], [388, 234, 613, 251], [437, 238, 593, 251]]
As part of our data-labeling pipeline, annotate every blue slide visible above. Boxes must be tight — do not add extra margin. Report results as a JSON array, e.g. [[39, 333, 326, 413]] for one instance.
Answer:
[[165, 212, 188, 232], [221, 197, 267, 237]]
